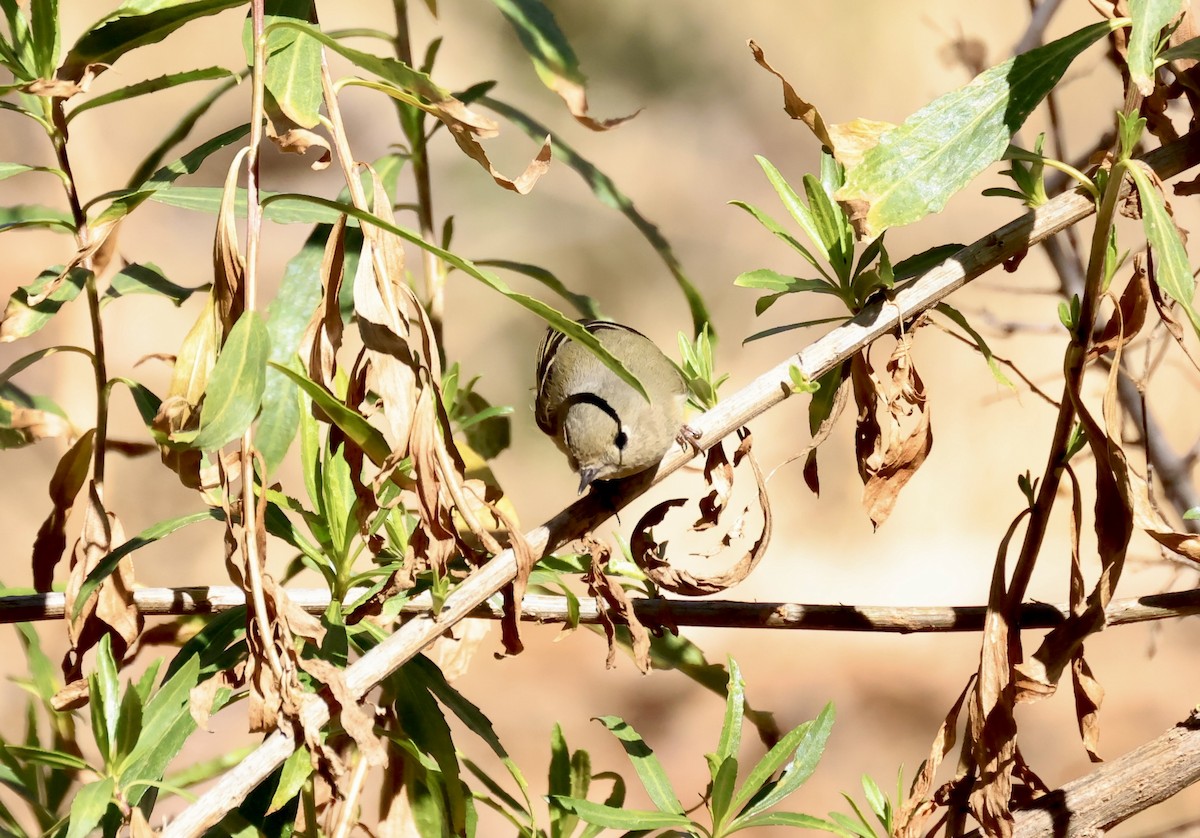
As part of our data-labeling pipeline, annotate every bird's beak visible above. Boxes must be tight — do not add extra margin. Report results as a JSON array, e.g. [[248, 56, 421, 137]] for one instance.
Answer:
[[577, 466, 601, 494]]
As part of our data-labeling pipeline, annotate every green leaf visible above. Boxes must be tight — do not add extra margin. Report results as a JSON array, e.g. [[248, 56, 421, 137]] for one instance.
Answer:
[[0, 203, 74, 233], [709, 756, 739, 830], [754, 156, 829, 262], [0, 162, 60, 182], [482, 95, 712, 338], [491, 0, 590, 108], [594, 715, 684, 816], [475, 259, 603, 320], [67, 66, 235, 121], [892, 243, 966, 281], [114, 683, 144, 767], [1157, 34, 1200, 63], [836, 20, 1122, 238], [716, 658, 745, 765], [29, 0, 58, 79], [272, 19, 457, 104], [102, 262, 201, 308], [65, 777, 115, 838], [184, 312, 269, 450], [268, 746, 312, 815], [1126, 161, 1200, 339], [934, 302, 1016, 391], [74, 509, 223, 619], [730, 200, 829, 278], [320, 440, 355, 561], [0, 266, 89, 340], [62, 0, 247, 79], [255, 0, 323, 128], [118, 653, 201, 807], [549, 796, 694, 830], [124, 74, 245, 189], [267, 362, 392, 465], [731, 811, 842, 831], [732, 702, 835, 823], [148, 184, 349, 223], [94, 122, 251, 224], [1128, 0, 1180, 95], [735, 269, 836, 296], [4, 745, 89, 771], [259, 223, 359, 473], [89, 635, 121, 765]]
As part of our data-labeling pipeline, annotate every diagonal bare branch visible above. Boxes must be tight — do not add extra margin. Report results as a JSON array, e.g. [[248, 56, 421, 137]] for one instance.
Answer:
[[160, 131, 1200, 838]]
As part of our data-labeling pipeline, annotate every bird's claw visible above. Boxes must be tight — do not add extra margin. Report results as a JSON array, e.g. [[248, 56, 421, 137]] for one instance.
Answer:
[[677, 424, 703, 456]]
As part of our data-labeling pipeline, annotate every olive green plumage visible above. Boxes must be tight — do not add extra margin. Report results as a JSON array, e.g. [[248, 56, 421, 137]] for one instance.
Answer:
[[536, 320, 687, 493]]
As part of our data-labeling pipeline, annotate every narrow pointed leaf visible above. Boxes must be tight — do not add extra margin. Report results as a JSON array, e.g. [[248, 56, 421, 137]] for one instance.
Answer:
[[184, 311, 268, 450], [1127, 161, 1200, 338], [733, 702, 835, 822], [267, 362, 392, 465], [62, 1, 247, 80], [67, 66, 235, 121], [549, 796, 693, 830], [595, 715, 683, 815], [65, 777, 115, 838], [1128, 0, 1180, 94], [836, 20, 1122, 238]]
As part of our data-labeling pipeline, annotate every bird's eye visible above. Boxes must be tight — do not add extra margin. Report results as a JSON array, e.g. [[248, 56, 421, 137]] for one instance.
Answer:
[[614, 430, 628, 450]]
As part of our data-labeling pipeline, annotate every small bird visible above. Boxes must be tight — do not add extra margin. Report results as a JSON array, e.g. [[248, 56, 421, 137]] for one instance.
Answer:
[[536, 320, 687, 493]]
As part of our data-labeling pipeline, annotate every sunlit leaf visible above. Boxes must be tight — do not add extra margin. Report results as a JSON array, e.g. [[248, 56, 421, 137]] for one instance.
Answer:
[[1126, 161, 1200, 339], [102, 262, 202, 308], [1128, 0, 1180, 94], [67, 66, 235, 121], [549, 797, 692, 830], [594, 716, 683, 816], [0, 266, 89, 341], [836, 20, 1122, 238], [62, 0, 247, 80], [254, 0, 323, 128], [183, 311, 269, 450], [65, 777, 115, 838]]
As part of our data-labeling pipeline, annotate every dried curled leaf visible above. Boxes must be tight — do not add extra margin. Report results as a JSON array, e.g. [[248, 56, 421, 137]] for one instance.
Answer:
[[61, 482, 143, 687], [583, 540, 652, 672], [32, 429, 95, 592], [630, 429, 771, 596], [298, 214, 347, 396], [851, 331, 933, 530]]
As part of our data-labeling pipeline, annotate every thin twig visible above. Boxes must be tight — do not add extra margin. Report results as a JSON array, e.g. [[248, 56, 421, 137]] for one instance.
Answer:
[[160, 132, 1200, 838], [5, 586, 1200, 631]]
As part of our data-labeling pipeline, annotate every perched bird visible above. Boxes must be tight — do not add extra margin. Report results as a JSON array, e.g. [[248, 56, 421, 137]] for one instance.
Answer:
[[536, 320, 687, 493]]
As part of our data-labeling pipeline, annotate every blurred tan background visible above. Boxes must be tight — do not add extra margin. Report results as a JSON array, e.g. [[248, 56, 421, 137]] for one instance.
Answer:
[[3, 1, 1200, 834]]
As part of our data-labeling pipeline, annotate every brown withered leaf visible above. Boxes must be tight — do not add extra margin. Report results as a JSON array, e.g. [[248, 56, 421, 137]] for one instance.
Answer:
[[268, 125, 332, 170], [32, 429, 95, 592], [893, 675, 975, 838], [105, 439, 158, 457], [747, 40, 834, 149], [61, 482, 142, 684], [1073, 655, 1105, 762], [851, 334, 933, 530], [0, 395, 75, 446], [747, 40, 895, 168], [696, 440, 734, 530], [546, 76, 640, 132], [22, 64, 105, 98], [447, 126, 552, 195], [962, 510, 1030, 838], [129, 807, 154, 838], [299, 215, 348, 394], [1088, 259, 1149, 361], [631, 430, 771, 596], [190, 665, 243, 731], [213, 148, 249, 335], [152, 295, 220, 488], [583, 540, 652, 672], [297, 656, 388, 768]]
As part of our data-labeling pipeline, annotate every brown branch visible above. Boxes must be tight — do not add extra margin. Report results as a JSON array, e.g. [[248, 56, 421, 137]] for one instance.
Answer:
[[161, 131, 1200, 838], [963, 712, 1200, 837], [5, 586, 1200, 631]]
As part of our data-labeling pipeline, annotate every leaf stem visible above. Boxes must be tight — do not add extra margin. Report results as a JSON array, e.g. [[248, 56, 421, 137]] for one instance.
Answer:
[[47, 98, 108, 496], [392, 0, 446, 348]]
